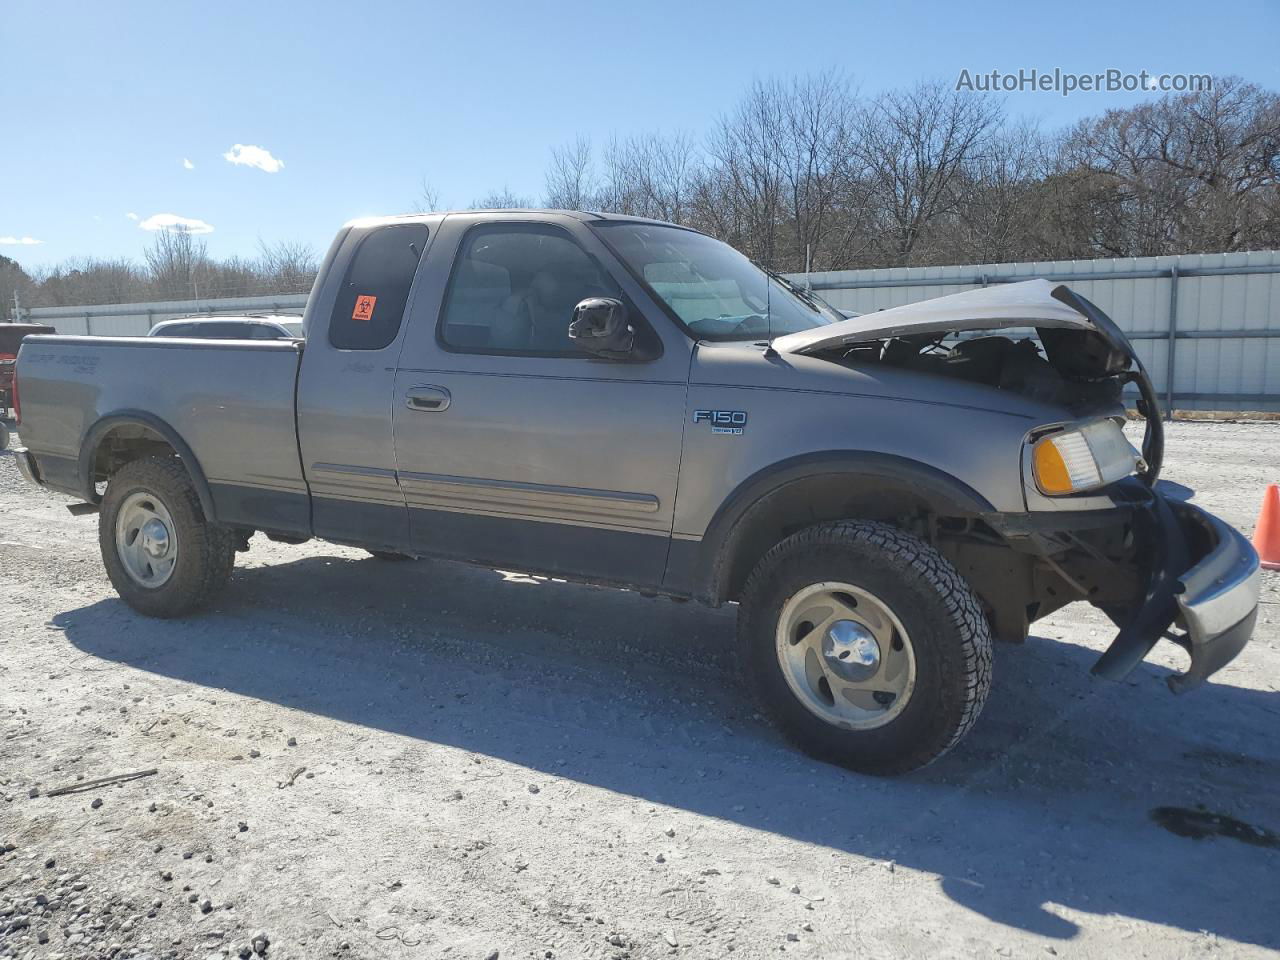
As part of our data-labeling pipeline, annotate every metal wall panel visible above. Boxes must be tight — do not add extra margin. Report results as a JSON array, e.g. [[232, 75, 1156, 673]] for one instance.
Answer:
[[20, 294, 310, 338], [792, 250, 1280, 413], [9, 253, 1279, 411]]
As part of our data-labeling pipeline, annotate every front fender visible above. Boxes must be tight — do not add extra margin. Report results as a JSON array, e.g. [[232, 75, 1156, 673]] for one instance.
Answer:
[[668, 451, 996, 603]]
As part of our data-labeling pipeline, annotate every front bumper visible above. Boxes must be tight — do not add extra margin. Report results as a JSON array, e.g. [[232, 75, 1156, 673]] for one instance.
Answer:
[[1091, 494, 1259, 692], [1161, 500, 1260, 691]]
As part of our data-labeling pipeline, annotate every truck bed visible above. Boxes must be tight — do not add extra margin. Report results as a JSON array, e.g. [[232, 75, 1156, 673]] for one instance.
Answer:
[[15, 335, 308, 531]]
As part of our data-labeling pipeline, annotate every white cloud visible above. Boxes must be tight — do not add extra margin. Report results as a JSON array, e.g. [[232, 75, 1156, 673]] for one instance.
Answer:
[[137, 213, 214, 235], [0, 236, 44, 245], [183, 158, 195, 170], [126, 212, 139, 221], [223, 143, 284, 173]]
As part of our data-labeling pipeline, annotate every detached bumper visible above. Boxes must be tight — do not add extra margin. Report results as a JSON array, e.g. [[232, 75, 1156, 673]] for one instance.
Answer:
[[1091, 494, 1259, 691], [1162, 501, 1260, 692]]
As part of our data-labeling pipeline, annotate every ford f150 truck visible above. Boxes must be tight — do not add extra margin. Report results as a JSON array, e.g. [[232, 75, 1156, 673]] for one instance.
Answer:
[[12, 211, 1261, 774]]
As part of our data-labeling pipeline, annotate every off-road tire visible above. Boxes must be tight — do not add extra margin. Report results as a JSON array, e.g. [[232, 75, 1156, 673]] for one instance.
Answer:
[[99, 456, 235, 618], [738, 520, 992, 775], [367, 550, 414, 561]]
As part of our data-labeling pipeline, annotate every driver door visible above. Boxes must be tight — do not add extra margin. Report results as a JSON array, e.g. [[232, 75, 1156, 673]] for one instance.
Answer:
[[391, 216, 690, 588]]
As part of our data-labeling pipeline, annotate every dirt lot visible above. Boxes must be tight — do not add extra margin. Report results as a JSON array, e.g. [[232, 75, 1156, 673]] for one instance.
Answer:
[[1, 421, 1278, 960]]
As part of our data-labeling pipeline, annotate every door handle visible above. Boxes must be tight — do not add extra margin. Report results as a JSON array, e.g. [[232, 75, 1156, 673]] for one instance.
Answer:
[[405, 386, 451, 412]]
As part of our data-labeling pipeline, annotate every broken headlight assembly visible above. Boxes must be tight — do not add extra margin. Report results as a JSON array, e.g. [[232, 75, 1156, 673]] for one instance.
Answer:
[[1031, 418, 1144, 496]]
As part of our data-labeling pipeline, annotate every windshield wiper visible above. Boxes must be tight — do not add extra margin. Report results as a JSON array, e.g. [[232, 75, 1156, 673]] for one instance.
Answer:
[[752, 261, 827, 312]]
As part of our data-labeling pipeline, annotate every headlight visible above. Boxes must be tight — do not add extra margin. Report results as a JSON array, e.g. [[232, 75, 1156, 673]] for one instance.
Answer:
[[1031, 419, 1142, 495]]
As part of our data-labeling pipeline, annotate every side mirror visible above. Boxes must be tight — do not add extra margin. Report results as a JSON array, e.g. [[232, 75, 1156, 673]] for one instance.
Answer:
[[568, 298, 635, 359]]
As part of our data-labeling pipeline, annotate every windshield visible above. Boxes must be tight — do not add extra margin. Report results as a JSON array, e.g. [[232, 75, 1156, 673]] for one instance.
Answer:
[[591, 222, 842, 341]]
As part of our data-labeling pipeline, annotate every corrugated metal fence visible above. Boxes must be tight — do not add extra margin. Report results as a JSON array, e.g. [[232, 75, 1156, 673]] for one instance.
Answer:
[[793, 250, 1280, 413], [20, 294, 308, 338], [12, 250, 1280, 412]]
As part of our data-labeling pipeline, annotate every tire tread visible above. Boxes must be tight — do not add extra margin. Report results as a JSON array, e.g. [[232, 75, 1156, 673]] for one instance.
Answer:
[[99, 456, 235, 618], [739, 520, 993, 773]]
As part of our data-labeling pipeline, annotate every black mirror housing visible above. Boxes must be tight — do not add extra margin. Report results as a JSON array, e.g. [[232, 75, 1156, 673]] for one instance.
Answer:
[[569, 298, 637, 360]]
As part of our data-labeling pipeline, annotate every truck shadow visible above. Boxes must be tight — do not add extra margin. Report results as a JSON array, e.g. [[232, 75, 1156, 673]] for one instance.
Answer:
[[54, 551, 1280, 948]]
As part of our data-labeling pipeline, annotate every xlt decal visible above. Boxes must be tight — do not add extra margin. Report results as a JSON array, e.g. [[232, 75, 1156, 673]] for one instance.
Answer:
[[692, 409, 747, 436]]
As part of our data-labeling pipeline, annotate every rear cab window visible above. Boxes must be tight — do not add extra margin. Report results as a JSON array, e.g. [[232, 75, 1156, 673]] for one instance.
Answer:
[[329, 224, 430, 350]]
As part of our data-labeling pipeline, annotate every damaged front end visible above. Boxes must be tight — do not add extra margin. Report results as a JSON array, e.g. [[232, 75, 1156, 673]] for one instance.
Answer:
[[774, 279, 1259, 690], [982, 481, 1260, 692]]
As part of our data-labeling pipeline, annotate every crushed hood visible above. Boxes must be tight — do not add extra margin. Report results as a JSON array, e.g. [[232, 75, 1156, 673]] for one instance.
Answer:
[[773, 278, 1101, 355], [772, 276, 1164, 484]]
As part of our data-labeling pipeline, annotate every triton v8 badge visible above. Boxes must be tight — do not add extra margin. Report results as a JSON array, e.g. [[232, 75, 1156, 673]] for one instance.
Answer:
[[692, 409, 748, 435]]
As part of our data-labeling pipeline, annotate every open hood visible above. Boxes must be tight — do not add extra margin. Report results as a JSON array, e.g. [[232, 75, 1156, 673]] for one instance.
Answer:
[[773, 277, 1164, 483], [775, 279, 1109, 355]]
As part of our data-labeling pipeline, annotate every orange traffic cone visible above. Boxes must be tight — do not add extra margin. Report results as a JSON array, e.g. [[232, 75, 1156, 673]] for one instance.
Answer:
[[1254, 483, 1280, 571]]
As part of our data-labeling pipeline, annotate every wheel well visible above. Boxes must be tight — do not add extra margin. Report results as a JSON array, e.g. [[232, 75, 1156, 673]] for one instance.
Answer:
[[713, 472, 1071, 646], [717, 473, 962, 604], [90, 424, 179, 485]]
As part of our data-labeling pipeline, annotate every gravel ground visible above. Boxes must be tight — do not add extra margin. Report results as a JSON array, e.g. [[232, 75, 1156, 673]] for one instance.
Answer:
[[1, 421, 1278, 960]]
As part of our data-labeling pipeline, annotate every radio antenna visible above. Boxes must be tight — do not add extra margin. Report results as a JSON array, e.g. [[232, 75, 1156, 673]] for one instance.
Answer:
[[765, 251, 772, 344]]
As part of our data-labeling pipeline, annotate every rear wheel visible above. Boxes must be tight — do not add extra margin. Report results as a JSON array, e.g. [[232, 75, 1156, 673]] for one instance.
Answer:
[[738, 520, 992, 775], [99, 457, 235, 618]]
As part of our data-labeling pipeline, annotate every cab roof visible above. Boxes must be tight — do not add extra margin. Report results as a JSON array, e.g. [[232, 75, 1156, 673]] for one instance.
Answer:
[[343, 209, 698, 231]]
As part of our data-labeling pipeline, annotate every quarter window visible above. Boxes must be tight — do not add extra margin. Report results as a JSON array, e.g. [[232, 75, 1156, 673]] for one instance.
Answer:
[[329, 224, 430, 350], [439, 223, 621, 355]]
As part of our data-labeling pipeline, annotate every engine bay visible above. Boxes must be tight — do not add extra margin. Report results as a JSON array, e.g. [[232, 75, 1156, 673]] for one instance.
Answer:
[[824, 325, 1134, 414]]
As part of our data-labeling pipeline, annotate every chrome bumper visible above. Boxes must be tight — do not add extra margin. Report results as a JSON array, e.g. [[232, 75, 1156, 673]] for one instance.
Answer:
[[13, 446, 42, 487], [1164, 500, 1260, 692], [1089, 492, 1259, 691]]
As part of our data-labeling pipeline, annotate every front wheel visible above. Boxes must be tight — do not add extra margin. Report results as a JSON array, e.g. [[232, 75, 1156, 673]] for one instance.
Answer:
[[99, 456, 235, 618], [738, 521, 992, 775]]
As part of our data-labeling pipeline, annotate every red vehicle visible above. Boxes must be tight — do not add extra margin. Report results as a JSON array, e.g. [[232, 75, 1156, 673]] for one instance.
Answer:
[[0, 323, 55, 448]]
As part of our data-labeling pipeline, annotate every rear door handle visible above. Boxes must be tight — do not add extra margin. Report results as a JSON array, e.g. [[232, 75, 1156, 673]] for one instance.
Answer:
[[405, 386, 451, 412]]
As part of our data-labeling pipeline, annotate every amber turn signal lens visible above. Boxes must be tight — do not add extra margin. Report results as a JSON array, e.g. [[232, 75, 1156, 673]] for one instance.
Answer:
[[1033, 438, 1073, 494]]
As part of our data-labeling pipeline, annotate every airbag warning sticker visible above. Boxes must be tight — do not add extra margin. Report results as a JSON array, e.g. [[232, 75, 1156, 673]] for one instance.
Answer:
[[352, 295, 377, 323]]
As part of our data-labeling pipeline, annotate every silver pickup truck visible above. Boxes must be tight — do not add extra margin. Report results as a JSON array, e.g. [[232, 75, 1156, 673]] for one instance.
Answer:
[[12, 211, 1260, 774]]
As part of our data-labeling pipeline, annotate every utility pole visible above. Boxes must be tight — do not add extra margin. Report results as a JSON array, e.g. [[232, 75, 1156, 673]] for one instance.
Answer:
[[9, 289, 19, 323]]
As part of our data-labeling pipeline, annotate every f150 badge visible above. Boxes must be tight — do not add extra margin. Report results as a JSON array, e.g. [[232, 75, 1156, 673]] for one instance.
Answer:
[[692, 409, 748, 435]]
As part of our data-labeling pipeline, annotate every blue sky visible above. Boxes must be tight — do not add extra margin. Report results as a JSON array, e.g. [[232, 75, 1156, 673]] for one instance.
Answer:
[[3, 0, 1277, 271]]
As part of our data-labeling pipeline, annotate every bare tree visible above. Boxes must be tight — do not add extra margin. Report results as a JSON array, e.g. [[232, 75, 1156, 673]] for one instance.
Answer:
[[258, 239, 319, 294], [20, 237, 327, 307], [144, 227, 210, 300], [854, 80, 1004, 265], [545, 136, 596, 210], [25, 73, 1280, 316], [706, 79, 789, 267], [939, 119, 1047, 263], [469, 187, 536, 210], [27, 258, 146, 306], [1, 254, 35, 317], [412, 179, 442, 214], [777, 72, 866, 271], [1068, 77, 1280, 255]]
